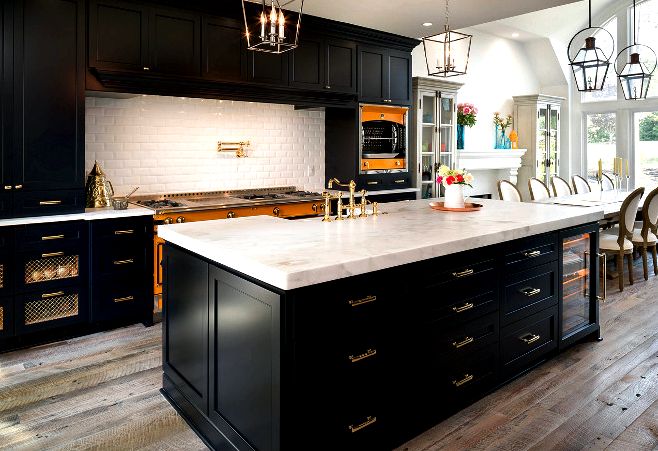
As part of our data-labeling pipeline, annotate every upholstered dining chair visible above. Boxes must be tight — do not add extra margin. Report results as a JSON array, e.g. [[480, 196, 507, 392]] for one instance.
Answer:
[[497, 180, 523, 202], [551, 176, 573, 197], [631, 186, 658, 280], [572, 175, 592, 194], [601, 173, 615, 191], [528, 178, 551, 201], [599, 187, 645, 291]]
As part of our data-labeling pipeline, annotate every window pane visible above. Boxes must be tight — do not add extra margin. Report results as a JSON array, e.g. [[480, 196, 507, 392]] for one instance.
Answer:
[[635, 111, 658, 189], [636, 0, 658, 98], [581, 18, 618, 102], [586, 113, 616, 181]]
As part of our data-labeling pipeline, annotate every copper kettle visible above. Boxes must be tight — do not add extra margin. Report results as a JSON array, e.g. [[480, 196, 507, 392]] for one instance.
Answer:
[[85, 161, 114, 208]]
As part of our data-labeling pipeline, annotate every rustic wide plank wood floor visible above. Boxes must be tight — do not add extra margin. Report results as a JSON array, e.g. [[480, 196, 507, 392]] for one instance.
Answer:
[[0, 259, 656, 451]]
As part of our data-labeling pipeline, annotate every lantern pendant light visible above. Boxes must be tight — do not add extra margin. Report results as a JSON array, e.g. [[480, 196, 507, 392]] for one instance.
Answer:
[[242, 0, 304, 54], [615, 0, 657, 100], [567, 0, 614, 92], [422, 0, 472, 77]]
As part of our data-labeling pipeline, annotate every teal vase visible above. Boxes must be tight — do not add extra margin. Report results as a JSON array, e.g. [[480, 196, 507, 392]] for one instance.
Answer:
[[457, 124, 465, 150]]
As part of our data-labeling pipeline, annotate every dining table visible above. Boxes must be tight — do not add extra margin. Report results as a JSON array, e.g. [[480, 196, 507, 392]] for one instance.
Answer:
[[532, 189, 644, 223]]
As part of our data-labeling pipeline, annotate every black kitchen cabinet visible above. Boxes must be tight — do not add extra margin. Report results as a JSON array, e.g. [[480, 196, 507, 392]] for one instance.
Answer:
[[289, 36, 324, 90], [248, 50, 289, 86], [12, 0, 85, 216], [290, 37, 357, 94], [89, 0, 200, 77], [202, 15, 245, 82], [326, 39, 357, 94], [0, 1, 12, 219], [358, 46, 411, 105]]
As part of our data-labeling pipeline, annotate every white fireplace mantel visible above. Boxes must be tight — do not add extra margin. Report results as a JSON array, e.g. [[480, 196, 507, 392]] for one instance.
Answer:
[[457, 149, 527, 183]]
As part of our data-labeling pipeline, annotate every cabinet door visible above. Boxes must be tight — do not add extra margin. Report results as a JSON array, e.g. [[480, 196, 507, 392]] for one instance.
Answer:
[[13, 0, 84, 192], [0, 2, 12, 218], [150, 7, 200, 76], [388, 49, 411, 105], [326, 39, 356, 94], [0, 296, 13, 339], [358, 46, 387, 103], [289, 36, 324, 90], [88, 0, 149, 72], [248, 50, 288, 86], [202, 16, 245, 82]]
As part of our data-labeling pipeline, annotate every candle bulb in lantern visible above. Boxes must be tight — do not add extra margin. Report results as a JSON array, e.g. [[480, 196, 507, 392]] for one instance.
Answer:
[[598, 159, 602, 181], [278, 9, 285, 40], [260, 12, 266, 39], [626, 159, 629, 178], [270, 2, 277, 38]]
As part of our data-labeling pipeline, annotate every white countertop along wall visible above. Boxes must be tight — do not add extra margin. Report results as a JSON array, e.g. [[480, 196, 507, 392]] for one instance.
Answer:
[[0, 205, 153, 227], [158, 198, 603, 290]]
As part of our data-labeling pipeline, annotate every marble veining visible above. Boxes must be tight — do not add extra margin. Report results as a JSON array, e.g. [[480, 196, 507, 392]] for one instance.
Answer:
[[158, 198, 604, 290]]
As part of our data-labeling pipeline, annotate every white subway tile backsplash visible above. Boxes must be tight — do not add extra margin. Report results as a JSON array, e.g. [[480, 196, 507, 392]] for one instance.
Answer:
[[86, 95, 326, 195]]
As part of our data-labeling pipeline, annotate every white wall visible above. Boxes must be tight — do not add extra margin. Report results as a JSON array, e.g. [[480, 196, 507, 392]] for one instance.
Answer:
[[85, 95, 325, 196]]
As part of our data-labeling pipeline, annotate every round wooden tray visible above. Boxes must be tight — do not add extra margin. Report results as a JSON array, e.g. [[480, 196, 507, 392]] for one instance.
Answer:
[[429, 201, 483, 212]]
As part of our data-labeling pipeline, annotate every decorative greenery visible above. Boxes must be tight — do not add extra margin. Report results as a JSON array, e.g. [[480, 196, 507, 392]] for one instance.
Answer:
[[493, 112, 513, 130], [436, 165, 474, 188], [639, 112, 658, 141], [457, 103, 478, 127]]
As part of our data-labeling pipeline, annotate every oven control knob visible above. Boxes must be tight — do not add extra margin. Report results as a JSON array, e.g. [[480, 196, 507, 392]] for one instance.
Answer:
[[163, 217, 173, 225], [227, 211, 236, 219], [176, 216, 185, 223], [312, 203, 318, 213], [273, 207, 280, 217]]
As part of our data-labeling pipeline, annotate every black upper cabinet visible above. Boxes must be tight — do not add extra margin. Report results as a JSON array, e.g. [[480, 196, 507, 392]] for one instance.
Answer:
[[358, 46, 411, 105], [248, 50, 289, 86], [89, 1, 200, 77], [88, 0, 149, 72], [13, 0, 84, 198], [202, 16, 245, 82], [0, 1, 12, 219], [326, 39, 357, 94], [289, 36, 324, 90], [150, 7, 200, 76]]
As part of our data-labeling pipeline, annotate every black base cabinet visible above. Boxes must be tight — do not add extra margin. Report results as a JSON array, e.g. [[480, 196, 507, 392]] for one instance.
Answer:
[[161, 223, 602, 451]]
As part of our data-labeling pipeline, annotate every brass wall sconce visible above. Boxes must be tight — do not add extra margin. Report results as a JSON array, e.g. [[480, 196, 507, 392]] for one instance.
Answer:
[[217, 141, 250, 158]]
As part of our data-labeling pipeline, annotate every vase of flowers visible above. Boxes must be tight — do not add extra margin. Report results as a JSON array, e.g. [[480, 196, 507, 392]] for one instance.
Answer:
[[437, 165, 474, 208], [457, 103, 478, 150], [493, 112, 513, 149]]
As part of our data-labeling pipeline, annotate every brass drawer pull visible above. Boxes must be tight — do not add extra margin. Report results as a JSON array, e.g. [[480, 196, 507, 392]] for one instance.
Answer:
[[452, 269, 474, 278], [452, 374, 474, 387], [452, 336, 474, 349], [348, 416, 377, 433], [113, 259, 134, 265], [348, 295, 376, 307], [4, 185, 11, 190], [520, 287, 541, 297], [366, 181, 379, 185], [42, 251, 64, 258], [452, 302, 474, 313], [42, 291, 65, 299], [114, 296, 134, 303], [41, 234, 65, 241], [520, 333, 541, 345], [39, 200, 62, 206], [524, 250, 541, 258], [393, 179, 406, 184], [114, 230, 135, 235], [349, 348, 376, 363]]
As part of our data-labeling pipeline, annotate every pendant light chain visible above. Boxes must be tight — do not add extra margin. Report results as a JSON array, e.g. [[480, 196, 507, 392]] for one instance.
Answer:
[[633, 0, 637, 45], [445, 0, 450, 31], [589, 0, 592, 28]]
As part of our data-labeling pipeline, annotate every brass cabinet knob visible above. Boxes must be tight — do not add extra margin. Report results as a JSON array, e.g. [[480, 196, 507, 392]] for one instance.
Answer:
[[175, 216, 185, 223], [227, 211, 236, 219], [143, 67, 150, 71], [14, 184, 23, 189], [273, 207, 280, 217]]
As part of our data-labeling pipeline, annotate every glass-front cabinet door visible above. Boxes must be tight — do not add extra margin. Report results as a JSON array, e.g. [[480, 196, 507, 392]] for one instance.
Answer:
[[548, 107, 560, 182], [420, 94, 436, 199], [537, 106, 548, 185], [559, 224, 601, 349]]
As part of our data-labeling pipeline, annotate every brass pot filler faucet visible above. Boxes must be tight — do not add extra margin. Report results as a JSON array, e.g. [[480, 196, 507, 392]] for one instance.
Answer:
[[322, 178, 379, 222]]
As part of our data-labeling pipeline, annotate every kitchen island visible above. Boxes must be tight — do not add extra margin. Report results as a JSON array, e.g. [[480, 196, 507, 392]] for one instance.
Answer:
[[158, 198, 605, 451]]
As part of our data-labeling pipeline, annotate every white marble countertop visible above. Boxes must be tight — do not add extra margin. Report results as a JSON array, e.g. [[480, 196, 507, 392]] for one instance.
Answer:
[[0, 205, 153, 227], [158, 198, 604, 291]]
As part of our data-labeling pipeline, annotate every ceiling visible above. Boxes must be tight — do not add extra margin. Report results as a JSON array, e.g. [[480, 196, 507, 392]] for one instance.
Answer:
[[300, 0, 582, 38]]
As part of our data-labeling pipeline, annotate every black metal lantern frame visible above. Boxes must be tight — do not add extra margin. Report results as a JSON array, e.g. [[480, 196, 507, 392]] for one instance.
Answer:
[[615, 0, 657, 100], [422, 0, 472, 78], [567, 0, 614, 92], [242, 0, 304, 54]]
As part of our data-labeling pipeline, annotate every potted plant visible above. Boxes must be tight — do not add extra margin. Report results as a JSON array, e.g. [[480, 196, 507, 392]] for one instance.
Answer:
[[437, 165, 474, 208], [457, 103, 478, 150], [493, 112, 513, 149]]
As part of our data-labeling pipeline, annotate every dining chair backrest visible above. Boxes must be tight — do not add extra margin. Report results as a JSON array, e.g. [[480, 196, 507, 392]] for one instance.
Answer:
[[601, 173, 615, 191], [572, 175, 592, 194], [551, 176, 573, 197], [528, 177, 551, 201], [618, 188, 645, 242], [497, 180, 522, 202], [641, 186, 658, 238]]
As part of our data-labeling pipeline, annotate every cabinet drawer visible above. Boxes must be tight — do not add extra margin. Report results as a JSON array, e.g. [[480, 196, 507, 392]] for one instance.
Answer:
[[15, 220, 86, 250], [13, 190, 85, 217], [501, 306, 558, 378], [0, 296, 14, 339], [422, 289, 497, 325], [438, 344, 498, 401], [15, 286, 88, 334], [502, 262, 557, 325], [504, 233, 557, 274], [385, 174, 411, 189], [423, 257, 495, 289], [93, 217, 149, 244], [96, 245, 145, 276], [17, 246, 85, 293], [429, 312, 498, 358], [92, 277, 144, 322]]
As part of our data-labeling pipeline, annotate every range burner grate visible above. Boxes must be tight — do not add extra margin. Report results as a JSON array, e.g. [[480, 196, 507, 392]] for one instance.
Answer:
[[238, 193, 287, 200], [137, 199, 185, 209], [286, 191, 322, 197]]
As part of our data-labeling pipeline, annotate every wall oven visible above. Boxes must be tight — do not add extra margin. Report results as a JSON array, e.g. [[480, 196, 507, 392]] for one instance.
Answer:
[[359, 104, 409, 174]]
